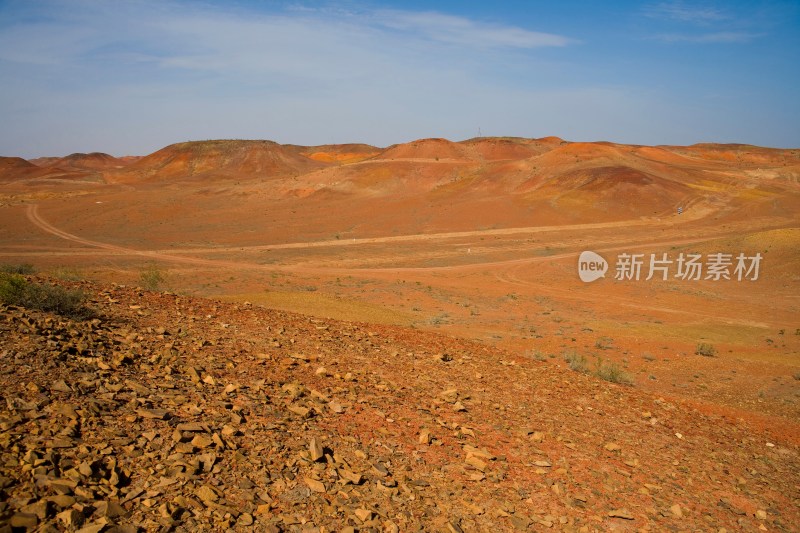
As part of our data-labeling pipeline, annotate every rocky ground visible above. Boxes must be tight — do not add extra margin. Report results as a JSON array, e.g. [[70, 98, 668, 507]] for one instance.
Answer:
[[1, 277, 798, 532]]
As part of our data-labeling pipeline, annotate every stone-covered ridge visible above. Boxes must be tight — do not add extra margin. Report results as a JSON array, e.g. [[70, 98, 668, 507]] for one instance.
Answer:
[[1, 278, 797, 531]]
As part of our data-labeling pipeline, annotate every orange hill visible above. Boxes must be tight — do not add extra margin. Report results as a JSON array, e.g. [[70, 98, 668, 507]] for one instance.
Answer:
[[377, 137, 474, 161], [462, 136, 564, 161], [2, 137, 798, 229], [31, 152, 127, 171], [0, 157, 44, 182], [300, 143, 381, 164], [112, 140, 331, 183], [0, 156, 99, 183]]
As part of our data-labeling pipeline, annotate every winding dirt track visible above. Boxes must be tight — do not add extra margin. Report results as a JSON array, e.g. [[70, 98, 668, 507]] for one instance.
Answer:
[[22, 203, 769, 276], [20, 203, 793, 327], [150, 216, 674, 255], [25, 204, 240, 270]]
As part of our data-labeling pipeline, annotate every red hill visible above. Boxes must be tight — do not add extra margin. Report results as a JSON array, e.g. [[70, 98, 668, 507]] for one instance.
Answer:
[[114, 140, 329, 183], [300, 143, 381, 164], [461, 136, 563, 161], [0, 157, 44, 182], [377, 138, 474, 161], [60, 152, 124, 170]]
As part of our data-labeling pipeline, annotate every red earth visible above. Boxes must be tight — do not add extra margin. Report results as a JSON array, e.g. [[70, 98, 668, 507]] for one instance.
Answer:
[[1, 136, 799, 529]]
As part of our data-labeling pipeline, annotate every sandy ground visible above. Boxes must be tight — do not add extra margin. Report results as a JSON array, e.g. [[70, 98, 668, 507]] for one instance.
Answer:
[[2, 137, 799, 445]]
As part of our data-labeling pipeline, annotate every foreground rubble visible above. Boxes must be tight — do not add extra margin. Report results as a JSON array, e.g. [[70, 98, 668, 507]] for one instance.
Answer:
[[1, 278, 798, 531]]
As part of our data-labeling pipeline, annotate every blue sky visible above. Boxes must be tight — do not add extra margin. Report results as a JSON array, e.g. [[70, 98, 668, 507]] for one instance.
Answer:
[[0, 0, 798, 158]]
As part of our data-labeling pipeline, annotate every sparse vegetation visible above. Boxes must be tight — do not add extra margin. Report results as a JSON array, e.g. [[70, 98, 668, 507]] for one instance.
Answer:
[[1, 137, 798, 528], [139, 263, 165, 291], [526, 349, 548, 362], [564, 349, 633, 385], [594, 358, 634, 385], [564, 350, 589, 373], [595, 336, 614, 350], [51, 266, 84, 281], [695, 343, 717, 357], [429, 313, 451, 326], [0, 273, 92, 319], [0, 263, 35, 274]]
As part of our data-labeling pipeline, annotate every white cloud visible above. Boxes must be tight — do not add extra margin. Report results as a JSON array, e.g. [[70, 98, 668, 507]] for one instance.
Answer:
[[0, 1, 580, 155], [0, 0, 794, 156], [642, 2, 763, 45], [654, 31, 760, 44], [644, 2, 728, 24], [373, 10, 575, 49]]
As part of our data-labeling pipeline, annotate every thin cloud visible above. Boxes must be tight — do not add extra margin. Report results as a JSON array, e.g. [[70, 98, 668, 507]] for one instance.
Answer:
[[0, 0, 795, 157], [0, 0, 578, 156], [374, 10, 575, 48], [654, 31, 761, 44], [644, 2, 728, 24], [642, 1, 763, 45]]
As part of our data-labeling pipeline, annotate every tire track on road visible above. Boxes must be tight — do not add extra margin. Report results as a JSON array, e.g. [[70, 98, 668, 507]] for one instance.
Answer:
[[26, 204, 257, 271]]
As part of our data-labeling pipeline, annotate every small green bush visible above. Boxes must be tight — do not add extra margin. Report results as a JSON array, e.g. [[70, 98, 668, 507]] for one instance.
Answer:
[[140, 264, 165, 291], [0, 273, 28, 303], [51, 266, 83, 281], [595, 359, 634, 385], [564, 350, 634, 385], [526, 349, 548, 362], [0, 263, 36, 274], [564, 350, 589, 373], [695, 343, 717, 357], [0, 273, 92, 319]]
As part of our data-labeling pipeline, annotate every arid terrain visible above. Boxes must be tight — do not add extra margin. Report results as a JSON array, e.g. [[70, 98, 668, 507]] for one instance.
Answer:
[[1, 136, 799, 531]]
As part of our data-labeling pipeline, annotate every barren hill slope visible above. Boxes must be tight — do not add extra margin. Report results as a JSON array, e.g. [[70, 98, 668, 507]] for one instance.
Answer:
[[5, 136, 796, 249], [0, 157, 42, 182], [111, 140, 331, 183], [0, 156, 100, 184], [300, 144, 381, 164], [2, 135, 799, 531], [377, 138, 474, 161], [0, 277, 797, 531], [31, 153, 128, 172], [461, 136, 563, 161]]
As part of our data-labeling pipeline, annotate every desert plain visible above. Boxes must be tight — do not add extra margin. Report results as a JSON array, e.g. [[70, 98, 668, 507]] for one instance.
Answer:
[[1, 136, 799, 531]]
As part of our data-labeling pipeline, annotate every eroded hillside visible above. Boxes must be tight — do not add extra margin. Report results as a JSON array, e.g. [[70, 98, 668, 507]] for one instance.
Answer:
[[1, 277, 798, 531]]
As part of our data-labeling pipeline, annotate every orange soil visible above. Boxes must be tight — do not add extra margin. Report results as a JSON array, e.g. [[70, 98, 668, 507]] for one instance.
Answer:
[[2, 137, 799, 447]]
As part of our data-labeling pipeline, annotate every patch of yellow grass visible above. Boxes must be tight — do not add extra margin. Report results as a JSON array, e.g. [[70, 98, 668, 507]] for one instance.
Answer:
[[220, 290, 415, 326], [590, 319, 768, 346], [735, 188, 775, 200], [685, 180, 729, 193]]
